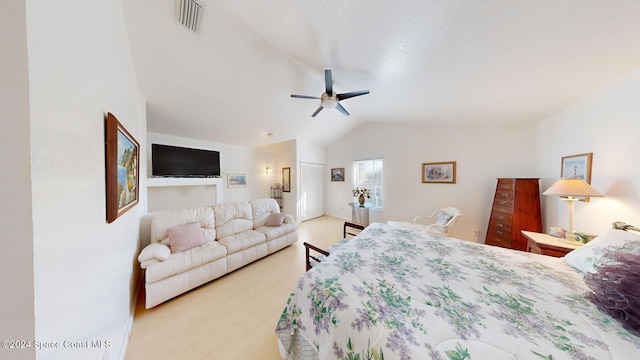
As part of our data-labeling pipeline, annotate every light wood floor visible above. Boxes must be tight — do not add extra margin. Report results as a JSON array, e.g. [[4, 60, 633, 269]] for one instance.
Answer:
[[125, 215, 345, 360]]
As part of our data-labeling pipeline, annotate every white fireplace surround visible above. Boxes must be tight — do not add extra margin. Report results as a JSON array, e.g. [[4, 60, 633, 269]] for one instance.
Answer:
[[147, 177, 224, 201], [147, 177, 224, 211]]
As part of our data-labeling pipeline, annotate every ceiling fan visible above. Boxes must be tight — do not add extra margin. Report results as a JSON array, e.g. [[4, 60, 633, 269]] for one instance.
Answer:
[[291, 69, 369, 117]]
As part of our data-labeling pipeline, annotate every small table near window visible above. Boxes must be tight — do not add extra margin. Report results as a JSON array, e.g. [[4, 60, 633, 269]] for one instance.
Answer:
[[521, 230, 583, 258], [348, 202, 373, 226]]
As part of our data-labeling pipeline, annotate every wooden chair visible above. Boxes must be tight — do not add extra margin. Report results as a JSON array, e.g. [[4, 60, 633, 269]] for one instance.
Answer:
[[304, 222, 364, 271]]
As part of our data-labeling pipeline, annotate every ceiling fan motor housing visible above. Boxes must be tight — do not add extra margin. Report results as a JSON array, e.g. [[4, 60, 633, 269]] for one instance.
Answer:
[[321, 93, 337, 109]]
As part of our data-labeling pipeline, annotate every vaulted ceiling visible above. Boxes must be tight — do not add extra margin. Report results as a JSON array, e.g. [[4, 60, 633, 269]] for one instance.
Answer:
[[122, 0, 640, 149]]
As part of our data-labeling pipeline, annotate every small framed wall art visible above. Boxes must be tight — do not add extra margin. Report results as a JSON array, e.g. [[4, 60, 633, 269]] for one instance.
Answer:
[[282, 167, 291, 192], [561, 153, 592, 182], [422, 161, 456, 184], [105, 112, 140, 223], [331, 168, 345, 182], [561, 152, 593, 201], [227, 173, 247, 188]]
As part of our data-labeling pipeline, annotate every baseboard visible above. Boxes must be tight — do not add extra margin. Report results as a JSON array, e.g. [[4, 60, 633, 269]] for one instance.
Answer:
[[116, 271, 144, 360]]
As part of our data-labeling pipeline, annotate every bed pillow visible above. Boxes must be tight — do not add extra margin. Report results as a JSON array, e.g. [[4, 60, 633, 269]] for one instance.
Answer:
[[563, 228, 640, 273], [266, 212, 286, 227], [167, 222, 206, 253], [584, 242, 640, 337]]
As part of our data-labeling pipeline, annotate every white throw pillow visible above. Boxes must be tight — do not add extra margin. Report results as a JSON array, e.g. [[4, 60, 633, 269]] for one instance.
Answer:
[[138, 243, 171, 263], [563, 228, 640, 273]]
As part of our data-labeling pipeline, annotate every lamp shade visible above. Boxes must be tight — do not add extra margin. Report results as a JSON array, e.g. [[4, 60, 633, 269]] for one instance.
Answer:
[[542, 178, 603, 198]]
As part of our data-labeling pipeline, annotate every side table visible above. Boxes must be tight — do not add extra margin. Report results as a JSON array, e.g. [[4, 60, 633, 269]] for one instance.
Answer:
[[521, 230, 583, 258], [348, 202, 372, 226]]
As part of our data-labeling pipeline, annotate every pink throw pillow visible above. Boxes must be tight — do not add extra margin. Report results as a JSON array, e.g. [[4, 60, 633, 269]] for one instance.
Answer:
[[167, 222, 205, 253], [266, 212, 286, 227]]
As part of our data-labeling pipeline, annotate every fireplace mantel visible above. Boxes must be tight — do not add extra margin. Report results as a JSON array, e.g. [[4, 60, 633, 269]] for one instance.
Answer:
[[146, 177, 223, 206], [147, 177, 222, 187]]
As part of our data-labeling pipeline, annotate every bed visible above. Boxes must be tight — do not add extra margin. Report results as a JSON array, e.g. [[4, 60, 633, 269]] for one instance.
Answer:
[[275, 222, 640, 359]]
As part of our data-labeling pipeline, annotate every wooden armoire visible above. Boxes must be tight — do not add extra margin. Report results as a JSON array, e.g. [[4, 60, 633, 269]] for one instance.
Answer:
[[485, 178, 542, 251]]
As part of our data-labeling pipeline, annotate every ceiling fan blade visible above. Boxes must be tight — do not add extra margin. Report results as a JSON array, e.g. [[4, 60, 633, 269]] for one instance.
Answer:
[[335, 102, 350, 116], [311, 106, 323, 117], [336, 90, 369, 101], [325, 69, 333, 95], [291, 94, 320, 99]]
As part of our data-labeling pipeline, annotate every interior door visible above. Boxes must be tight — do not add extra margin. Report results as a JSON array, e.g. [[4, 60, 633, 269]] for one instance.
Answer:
[[299, 162, 324, 222]]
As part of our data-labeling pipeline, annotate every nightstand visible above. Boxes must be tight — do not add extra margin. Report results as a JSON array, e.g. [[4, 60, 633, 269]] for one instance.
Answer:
[[521, 230, 583, 257]]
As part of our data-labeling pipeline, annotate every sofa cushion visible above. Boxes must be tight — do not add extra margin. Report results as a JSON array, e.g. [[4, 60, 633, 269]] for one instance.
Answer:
[[266, 212, 286, 227], [217, 230, 266, 254], [151, 207, 216, 244], [168, 222, 206, 253], [145, 241, 227, 283], [250, 198, 281, 228], [254, 222, 298, 241], [213, 201, 254, 238]]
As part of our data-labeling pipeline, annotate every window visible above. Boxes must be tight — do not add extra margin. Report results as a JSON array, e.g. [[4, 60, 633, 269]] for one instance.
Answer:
[[354, 159, 383, 209]]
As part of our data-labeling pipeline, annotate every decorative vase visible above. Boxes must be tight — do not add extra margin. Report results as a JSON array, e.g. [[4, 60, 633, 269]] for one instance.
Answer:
[[358, 194, 365, 206]]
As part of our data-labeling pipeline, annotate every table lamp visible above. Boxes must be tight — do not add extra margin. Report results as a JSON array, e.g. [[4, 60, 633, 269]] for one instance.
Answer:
[[543, 178, 603, 239]]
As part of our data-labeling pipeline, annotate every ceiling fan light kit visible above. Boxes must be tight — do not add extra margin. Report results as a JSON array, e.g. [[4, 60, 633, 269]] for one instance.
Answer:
[[321, 94, 337, 109], [291, 69, 369, 117]]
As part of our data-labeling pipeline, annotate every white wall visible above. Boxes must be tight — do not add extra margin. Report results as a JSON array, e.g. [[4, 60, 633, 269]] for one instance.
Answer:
[[0, 1, 36, 359], [324, 70, 640, 241], [26, 1, 145, 359], [325, 122, 538, 241], [537, 69, 640, 235], [275, 140, 298, 216], [297, 140, 326, 169]]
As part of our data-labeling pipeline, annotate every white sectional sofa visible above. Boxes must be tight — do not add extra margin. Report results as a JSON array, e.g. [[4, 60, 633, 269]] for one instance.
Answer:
[[138, 198, 298, 308]]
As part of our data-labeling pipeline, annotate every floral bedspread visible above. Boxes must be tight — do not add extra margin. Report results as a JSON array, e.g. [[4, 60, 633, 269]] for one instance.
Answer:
[[275, 222, 640, 360]]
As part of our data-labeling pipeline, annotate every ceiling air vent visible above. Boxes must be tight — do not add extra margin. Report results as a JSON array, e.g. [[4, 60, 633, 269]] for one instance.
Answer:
[[177, 0, 203, 33]]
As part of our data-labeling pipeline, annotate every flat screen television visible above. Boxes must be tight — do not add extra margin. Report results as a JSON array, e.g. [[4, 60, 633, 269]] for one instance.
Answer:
[[151, 144, 220, 177]]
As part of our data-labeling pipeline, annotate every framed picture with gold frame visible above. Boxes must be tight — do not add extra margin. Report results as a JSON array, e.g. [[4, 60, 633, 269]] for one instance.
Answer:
[[422, 161, 456, 184], [561, 152, 593, 201], [561, 153, 592, 181]]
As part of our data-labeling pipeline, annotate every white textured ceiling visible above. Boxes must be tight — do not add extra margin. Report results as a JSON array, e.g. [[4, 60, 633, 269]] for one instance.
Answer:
[[122, 0, 640, 149]]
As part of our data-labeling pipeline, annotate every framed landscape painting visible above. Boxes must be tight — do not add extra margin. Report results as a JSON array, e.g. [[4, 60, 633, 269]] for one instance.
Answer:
[[105, 112, 139, 223], [422, 161, 456, 184], [227, 173, 247, 188]]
